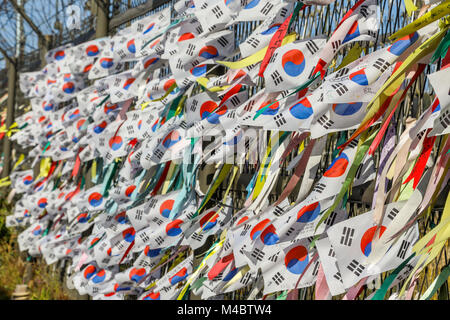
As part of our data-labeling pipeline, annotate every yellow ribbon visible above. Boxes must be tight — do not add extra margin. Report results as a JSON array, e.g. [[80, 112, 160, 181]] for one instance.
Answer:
[[389, 1, 450, 41], [216, 33, 297, 69], [0, 177, 11, 188], [0, 122, 20, 137], [12, 154, 25, 171], [151, 83, 177, 102], [196, 77, 231, 92]]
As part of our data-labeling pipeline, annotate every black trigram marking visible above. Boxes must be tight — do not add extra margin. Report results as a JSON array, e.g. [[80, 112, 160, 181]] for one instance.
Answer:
[[194, 122, 204, 133], [251, 248, 265, 261], [268, 252, 279, 262], [200, 2, 208, 9], [271, 70, 283, 85], [247, 37, 260, 49], [273, 206, 285, 217], [331, 83, 349, 96], [186, 211, 196, 220], [151, 217, 163, 226], [92, 287, 99, 294], [333, 271, 342, 281], [189, 99, 198, 112], [269, 52, 278, 64], [154, 149, 164, 159], [213, 272, 223, 281], [229, 95, 241, 107], [324, 211, 337, 227], [240, 272, 252, 285], [360, 5, 369, 18], [328, 247, 336, 258], [227, 110, 236, 118], [312, 261, 320, 276], [239, 244, 247, 255], [176, 59, 183, 70], [182, 78, 192, 87], [148, 199, 158, 209], [318, 114, 334, 129], [368, 30, 377, 38], [312, 183, 326, 194], [139, 232, 150, 243], [179, 121, 187, 129], [211, 5, 223, 19], [116, 50, 127, 59], [349, 139, 359, 148], [285, 227, 296, 237], [105, 152, 113, 161], [439, 109, 450, 129], [217, 36, 229, 48], [335, 67, 349, 79], [275, 114, 287, 127], [196, 25, 203, 34], [223, 240, 231, 251], [191, 232, 204, 242], [126, 125, 135, 135], [347, 259, 365, 276], [272, 272, 285, 285], [416, 130, 425, 141], [397, 240, 410, 259], [244, 100, 255, 112], [116, 242, 125, 250], [387, 208, 399, 220], [279, 7, 288, 18], [154, 235, 165, 246], [240, 224, 252, 237], [208, 24, 217, 32], [340, 227, 355, 246], [332, 40, 342, 53], [260, 2, 274, 15], [373, 58, 390, 73], [306, 40, 320, 55]]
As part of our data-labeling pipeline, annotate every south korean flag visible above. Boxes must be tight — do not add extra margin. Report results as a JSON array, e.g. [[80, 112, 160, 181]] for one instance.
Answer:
[[263, 37, 327, 92], [326, 201, 419, 289], [313, 0, 379, 76], [194, 0, 239, 36], [428, 66, 450, 136], [260, 238, 319, 295], [239, 2, 294, 58], [315, 236, 346, 296], [103, 71, 139, 103], [231, 0, 284, 23], [88, 50, 124, 80]]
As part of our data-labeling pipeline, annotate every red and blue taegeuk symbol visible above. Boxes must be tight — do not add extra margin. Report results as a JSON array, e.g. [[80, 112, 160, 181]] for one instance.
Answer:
[[144, 246, 161, 258], [332, 102, 363, 116], [127, 39, 136, 54], [285, 245, 309, 275], [114, 283, 131, 292], [282, 49, 306, 77], [123, 78, 136, 90], [43, 101, 53, 111], [160, 199, 174, 218], [122, 227, 136, 242], [360, 225, 387, 257], [200, 100, 218, 120], [260, 223, 279, 245], [257, 100, 279, 116], [104, 103, 118, 115], [200, 210, 219, 231], [190, 64, 207, 77], [289, 97, 313, 120], [178, 32, 195, 42], [86, 44, 100, 57], [129, 268, 146, 282], [244, 0, 260, 9], [323, 152, 349, 178], [297, 202, 321, 223], [143, 292, 160, 300], [100, 57, 114, 69], [68, 109, 80, 120], [166, 219, 183, 237], [162, 130, 181, 148], [115, 211, 127, 224], [76, 119, 86, 131], [37, 198, 48, 209], [144, 57, 159, 69], [83, 265, 97, 279], [94, 121, 107, 134], [88, 192, 103, 207], [431, 98, 440, 114], [83, 64, 93, 73], [92, 269, 106, 283], [109, 136, 123, 151], [388, 32, 419, 56], [342, 21, 361, 44], [62, 82, 75, 94], [250, 219, 273, 242], [261, 24, 281, 35], [54, 50, 65, 61], [77, 213, 90, 223], [169, 267, 188, 285], [23, 175, 33, 185], [32, 225, 42, 236], [143, 22, 155, 35], [125, 185, 136, 197], [349, 69, 368, 86], [199, 46, 218, 59]]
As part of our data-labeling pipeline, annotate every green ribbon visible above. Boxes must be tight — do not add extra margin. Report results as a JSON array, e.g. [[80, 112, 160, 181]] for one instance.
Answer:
[[420, 264, 450, 300], [431, 29, 450, 63]]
